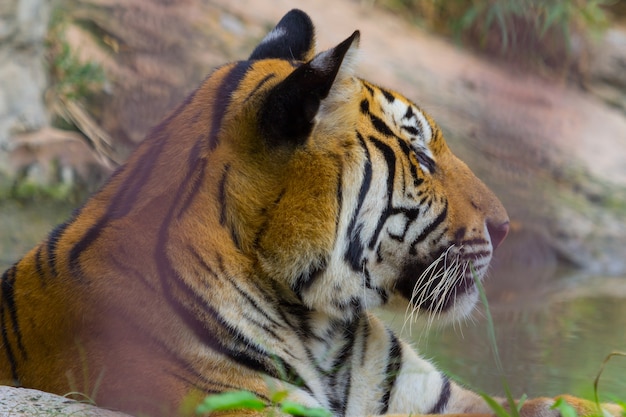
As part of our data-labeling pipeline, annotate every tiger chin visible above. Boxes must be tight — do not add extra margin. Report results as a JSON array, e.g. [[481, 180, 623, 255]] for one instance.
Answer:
[[0, 9, 620, 417]]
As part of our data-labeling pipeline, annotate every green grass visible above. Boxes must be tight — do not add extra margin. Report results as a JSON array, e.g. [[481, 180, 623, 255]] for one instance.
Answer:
[[375, 0, 615, 75], [195, 390, 331, 417], [594, 352, 626, 408], [471, 264, 524, 417]]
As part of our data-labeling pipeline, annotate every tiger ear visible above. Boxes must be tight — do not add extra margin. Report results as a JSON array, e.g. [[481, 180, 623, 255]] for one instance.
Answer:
[[259, 31, 360, 147], [249, 9, 316, 61]]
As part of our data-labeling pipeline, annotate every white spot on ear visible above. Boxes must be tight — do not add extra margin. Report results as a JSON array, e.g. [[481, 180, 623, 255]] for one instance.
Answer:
[[259, 27, 286, 46], [310, 49, 333, 72]]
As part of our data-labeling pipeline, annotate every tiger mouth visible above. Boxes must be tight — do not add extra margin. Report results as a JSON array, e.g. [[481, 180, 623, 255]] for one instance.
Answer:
[[395, 249, 490, 313]]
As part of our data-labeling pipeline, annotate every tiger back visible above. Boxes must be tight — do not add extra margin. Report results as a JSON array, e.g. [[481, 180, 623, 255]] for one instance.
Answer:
[[2, 8, 618, 417]]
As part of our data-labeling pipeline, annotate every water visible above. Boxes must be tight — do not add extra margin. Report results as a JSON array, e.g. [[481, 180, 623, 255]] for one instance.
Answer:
[[2, 199, 625, 402], [0, 199, 76, 269], [382, 270, 626, 402]]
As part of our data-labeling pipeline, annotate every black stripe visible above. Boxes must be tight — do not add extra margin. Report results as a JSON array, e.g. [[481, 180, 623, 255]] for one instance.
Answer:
[[108, 132, 169, 220], [252, 189, 285, 250], [0, 266, 20, 382], [359, 99, 369, 114], [291, 260, 326, 301], [34, 246, 45, 286], [409, 202, 448, 255], [369, 114, 394, 137], [216, 164, 241, 249], [416, 152, 436, 173], [187, 245, 219, 280], [68, 217, 107, 282], [367, 136, 396, 250], [2, 266, 26, 359], [177, 141, 207, 220], [363, 266, 389, 304], [218, 164, 231, 226], [396, 139, 422, 188], [224, 275, 288, 337], [429, 376, 451, 414], [401, 124, 420, 136], [278, 297, 313, 339], [344, 132, 372, 271], [359, 317, 371, 367], [403, 105, 414, 120], [155, 164, 309, 391], [460, 237, 489, 246], [169, 370, 270, 404], [332, 154, 344, 251], [330, 319, 359, 416], [243, 73, 276, 104], [381, 88, 395, 103], [208, 61, 251, 150], [380, 331, 402, 414], [331, 296, 362, 316], [46, 220, 70, 278]]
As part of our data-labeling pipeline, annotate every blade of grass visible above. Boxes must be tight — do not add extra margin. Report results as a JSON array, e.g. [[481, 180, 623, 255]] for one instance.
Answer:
[[551, 397, 579, 417], [593, 351, 626, 408], [471, 264, 520, 417], [195, 390, 267, 415], [280, 401, 332, 417]]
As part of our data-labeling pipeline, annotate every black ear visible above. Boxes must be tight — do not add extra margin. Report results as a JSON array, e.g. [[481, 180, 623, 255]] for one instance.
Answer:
[[259, 31, 360, 147], [249, 9, 315, 61]]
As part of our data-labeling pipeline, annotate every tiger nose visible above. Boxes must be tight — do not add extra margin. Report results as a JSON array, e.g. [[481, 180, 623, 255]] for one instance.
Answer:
[[487, 219, 509, 250]]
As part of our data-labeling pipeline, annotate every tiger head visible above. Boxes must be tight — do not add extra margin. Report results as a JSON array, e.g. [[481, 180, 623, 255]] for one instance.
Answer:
[[198, 10, 509, 323]]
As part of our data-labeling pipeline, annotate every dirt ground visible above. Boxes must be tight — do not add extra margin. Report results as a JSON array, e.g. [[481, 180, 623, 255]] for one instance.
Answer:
[[218, 0, 626, 182]]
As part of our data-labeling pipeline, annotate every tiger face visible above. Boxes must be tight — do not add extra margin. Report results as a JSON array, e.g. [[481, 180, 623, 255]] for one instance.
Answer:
[[217, 16, 509, 322]]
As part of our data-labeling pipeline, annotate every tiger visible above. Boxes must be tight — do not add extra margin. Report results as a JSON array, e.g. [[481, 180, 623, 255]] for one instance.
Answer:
[[0, 8, 621, 417]]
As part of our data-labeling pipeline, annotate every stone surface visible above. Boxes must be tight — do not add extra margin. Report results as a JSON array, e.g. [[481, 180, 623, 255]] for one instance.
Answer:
[[0, 0, 52, 191], [588, 26, 626, 116], [0, 0, 49, 148], [0, 386, 131, 417]]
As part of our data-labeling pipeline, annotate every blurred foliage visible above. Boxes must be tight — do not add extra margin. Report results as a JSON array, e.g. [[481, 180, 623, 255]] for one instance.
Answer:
[[44, 6, 119, 168], [45, 8, 106, 106], [376, 0, 619, 75]]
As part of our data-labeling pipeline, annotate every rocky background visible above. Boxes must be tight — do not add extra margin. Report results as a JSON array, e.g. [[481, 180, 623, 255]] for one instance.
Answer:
[[2, 0, 626, 273]]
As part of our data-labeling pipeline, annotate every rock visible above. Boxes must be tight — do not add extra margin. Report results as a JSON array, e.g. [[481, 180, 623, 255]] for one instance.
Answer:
[[0, 386, 132, 417], [589, 26, 626, 89], [61, 0, 264, 151], [588, 26, 626, 115], [0, 0, 50, 148], [0, 0, 50, 189]]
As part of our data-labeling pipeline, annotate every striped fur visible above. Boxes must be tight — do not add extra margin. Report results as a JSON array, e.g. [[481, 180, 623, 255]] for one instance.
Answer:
[[0, 9, 618, 417]]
